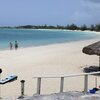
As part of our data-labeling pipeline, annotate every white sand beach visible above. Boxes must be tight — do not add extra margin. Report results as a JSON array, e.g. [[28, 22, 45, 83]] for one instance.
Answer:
[[0, 38, 100, 98]]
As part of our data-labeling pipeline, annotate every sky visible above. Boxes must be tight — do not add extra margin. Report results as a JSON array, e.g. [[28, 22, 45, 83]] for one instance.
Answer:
[[0, 0, 100, 26]]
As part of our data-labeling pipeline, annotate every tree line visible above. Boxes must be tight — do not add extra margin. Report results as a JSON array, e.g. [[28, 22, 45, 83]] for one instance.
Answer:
[[1, 24, 100, 31]]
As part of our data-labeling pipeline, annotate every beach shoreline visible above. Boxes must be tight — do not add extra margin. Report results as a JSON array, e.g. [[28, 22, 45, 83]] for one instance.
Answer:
[[0, 29, 100, 51]]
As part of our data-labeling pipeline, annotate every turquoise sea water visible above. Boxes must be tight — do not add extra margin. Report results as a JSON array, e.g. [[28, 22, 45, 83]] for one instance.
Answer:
[[0, 29, 100, 49]]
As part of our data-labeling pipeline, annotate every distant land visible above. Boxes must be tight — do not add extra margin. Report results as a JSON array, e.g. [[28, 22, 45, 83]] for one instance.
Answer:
[[0, 24, 100, 32]]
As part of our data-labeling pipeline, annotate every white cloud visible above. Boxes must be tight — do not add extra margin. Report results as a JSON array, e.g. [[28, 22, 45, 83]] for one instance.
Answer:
[[69, 0, 100, 25]]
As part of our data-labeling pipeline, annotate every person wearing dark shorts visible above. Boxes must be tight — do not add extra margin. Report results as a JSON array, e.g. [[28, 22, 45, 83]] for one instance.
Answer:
[[15, 41, 18, 50]]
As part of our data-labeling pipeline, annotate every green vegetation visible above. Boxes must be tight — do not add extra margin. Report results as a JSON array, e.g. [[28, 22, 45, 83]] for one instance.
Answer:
[[1, 24, 100, 32]]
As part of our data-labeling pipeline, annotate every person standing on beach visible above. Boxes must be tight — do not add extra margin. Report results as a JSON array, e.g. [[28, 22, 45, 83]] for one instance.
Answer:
[[9, 42, 13, 50], [15, 41, 18, 50]]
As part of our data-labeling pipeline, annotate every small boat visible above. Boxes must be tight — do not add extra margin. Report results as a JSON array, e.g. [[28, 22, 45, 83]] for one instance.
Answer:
[[0, 75, 18, 84]]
